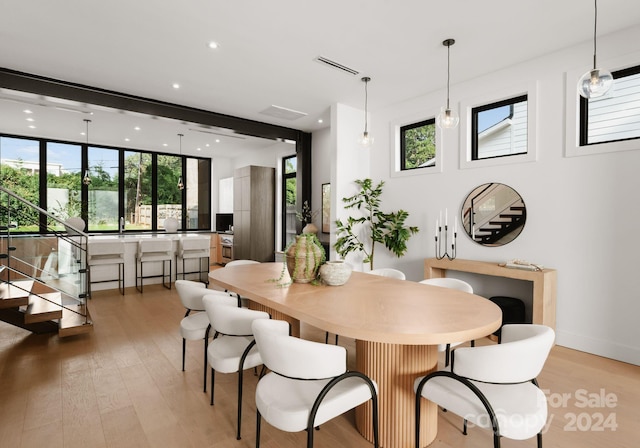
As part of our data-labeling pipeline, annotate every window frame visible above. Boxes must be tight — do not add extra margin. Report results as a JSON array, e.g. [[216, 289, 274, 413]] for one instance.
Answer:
[[460, 80, 538, 169], [578, 64, 640, 147], [390, 112, 443, 178], [471, 94, 528, 161], [565, 51, 640, 157], [399, 118, 437, 171]]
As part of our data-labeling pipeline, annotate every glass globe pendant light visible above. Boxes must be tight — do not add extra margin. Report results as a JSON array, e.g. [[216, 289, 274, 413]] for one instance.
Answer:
[[177, 133, 184, 190], [357, 77, 374, 148], [82, 119, 92, 185], [436, 39, 459, 129], [578, 0, 613, 98]]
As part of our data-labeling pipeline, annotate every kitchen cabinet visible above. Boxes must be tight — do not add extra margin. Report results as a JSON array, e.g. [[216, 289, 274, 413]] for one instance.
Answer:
[[209, 233, 218, 266], [233, 166, 275, 262]]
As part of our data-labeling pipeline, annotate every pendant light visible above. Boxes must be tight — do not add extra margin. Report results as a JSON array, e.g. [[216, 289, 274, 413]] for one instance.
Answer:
[[436, 38, 459, 129], [357, 76, 374, 148], [82, 119, 92, 185], [177, 133, 184, 190], [578, 0, 613, 98]]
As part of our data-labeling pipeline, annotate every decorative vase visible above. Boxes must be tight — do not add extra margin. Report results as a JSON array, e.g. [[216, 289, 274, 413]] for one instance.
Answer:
[[285, 234, 324, 283], [319, 260, 352, 286], [302, 222, 318, 234]]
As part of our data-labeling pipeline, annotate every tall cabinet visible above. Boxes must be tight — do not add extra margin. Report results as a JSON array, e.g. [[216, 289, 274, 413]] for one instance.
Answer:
[[233, 165, 275, 262]]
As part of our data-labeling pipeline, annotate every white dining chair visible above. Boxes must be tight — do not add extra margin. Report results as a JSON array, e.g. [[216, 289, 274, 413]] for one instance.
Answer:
[[87, 240, 125, 296], [252, 318, 380, 448], [203, 293, 270, 440], [419, 277, 474, 366], [414, 324, 555, 448]]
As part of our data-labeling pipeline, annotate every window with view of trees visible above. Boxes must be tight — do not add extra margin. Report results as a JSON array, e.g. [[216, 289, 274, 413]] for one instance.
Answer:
[[0, 136, 41, 232], [1, 134, 210, 234], [580, 64, 640, 146], [282, 155, 297, 249], [400, 119, 436, 170], [46, 142, 82, 231]]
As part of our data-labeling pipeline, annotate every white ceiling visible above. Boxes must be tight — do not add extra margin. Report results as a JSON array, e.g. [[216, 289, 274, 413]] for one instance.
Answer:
[[1, 0, 640, 157]]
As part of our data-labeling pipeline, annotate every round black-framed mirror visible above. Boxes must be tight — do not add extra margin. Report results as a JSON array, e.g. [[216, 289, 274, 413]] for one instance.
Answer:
[[461, 183, 526, 246]]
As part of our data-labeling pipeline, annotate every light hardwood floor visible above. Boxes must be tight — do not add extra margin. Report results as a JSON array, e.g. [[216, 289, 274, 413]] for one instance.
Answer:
[[0, 284, 637, 448]]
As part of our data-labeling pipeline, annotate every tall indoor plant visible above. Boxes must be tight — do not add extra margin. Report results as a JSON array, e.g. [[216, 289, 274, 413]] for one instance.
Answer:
[[334, 178, 419, 270]]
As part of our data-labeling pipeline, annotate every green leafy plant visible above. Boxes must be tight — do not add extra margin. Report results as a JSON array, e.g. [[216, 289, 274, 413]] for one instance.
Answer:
[[334, 178, 419, 270]]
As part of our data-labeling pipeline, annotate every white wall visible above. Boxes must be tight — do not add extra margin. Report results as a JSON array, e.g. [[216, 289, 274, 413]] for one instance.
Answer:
[[321, 25, 640, 365]]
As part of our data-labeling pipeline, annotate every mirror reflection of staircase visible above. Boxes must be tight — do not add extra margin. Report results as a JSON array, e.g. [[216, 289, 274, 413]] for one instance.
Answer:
[[473, 205, 526, 245], [1, 186, 92, 337]]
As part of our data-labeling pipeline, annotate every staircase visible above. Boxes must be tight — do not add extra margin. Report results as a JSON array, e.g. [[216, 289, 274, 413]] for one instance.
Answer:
[[473, 205, 526, 245], [0, 187, 92, 337]]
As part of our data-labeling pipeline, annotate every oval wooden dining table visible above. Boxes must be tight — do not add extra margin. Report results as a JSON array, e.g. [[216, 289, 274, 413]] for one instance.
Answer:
[[209, 262, 501, 448]]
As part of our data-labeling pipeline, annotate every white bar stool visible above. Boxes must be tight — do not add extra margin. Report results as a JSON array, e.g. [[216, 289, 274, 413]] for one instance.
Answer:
[[176, 236, 210, 283], [136, 239, 173, 292], [87, 240, 125, 296]]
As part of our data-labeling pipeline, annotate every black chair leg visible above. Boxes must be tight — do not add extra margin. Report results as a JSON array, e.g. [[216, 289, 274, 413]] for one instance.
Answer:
[[237, 369, 244, 439], [445, 343, 452, 367], [256, 411, 262, 448], [537, 431, 543, 448], [181, 338, 186, 371], [463, 418, 468, 435], [210, 368, 216, 405], [203, 337, 208, 393]]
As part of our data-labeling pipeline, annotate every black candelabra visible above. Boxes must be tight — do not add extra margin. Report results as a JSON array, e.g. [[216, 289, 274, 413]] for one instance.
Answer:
[[435, 210, 457, 260]]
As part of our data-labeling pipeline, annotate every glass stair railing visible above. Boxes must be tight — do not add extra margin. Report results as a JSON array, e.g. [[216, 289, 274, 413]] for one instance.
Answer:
[[0, 186, 91, 336]]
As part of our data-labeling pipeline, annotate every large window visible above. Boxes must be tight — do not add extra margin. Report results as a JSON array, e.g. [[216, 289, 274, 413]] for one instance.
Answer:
[[400, 119, 436, 170], [0, 136, 41, 232], [282, 155, 297, 249], [1, 133, 211, 234], [88, 146, 119, 231], [46, 142, 82, 231], [580, 65, 640, 146], [471, 95, 528, 160]]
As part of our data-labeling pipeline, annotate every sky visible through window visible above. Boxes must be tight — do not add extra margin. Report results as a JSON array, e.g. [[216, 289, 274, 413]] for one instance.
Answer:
[[477, 105, 511, 133]]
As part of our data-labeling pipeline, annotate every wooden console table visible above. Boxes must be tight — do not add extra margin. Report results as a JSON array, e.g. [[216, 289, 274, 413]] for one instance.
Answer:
[[424, 258, 557, 329]]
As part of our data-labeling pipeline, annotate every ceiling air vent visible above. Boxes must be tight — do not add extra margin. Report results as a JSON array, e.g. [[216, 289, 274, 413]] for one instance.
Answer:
[[260, 105, 308, 121], [314, 56, 360, 76]]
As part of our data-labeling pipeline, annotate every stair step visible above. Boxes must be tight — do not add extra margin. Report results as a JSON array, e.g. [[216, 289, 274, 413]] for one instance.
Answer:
[[0, 280, 34, 309], [23, 292, 64, 324], [58, 305, 93, 337]]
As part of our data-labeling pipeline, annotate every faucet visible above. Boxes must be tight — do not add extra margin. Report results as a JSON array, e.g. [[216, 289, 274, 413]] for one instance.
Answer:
[[119, 217, 125, 234]]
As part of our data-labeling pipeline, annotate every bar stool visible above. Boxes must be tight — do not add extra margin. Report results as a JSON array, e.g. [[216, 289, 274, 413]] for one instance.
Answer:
[[136, 238, 173, 292], [87, 240, 125, 297], [176, 236, 210, 283]]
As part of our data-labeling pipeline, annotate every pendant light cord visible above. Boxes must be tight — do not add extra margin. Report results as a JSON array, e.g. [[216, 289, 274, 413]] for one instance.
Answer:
[[592, 0, 598, 70], [363, 78, 369, 133], [446, 43, 451, 110]]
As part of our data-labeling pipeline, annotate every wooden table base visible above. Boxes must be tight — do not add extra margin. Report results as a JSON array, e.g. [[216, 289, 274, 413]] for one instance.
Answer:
[[356, 341, 438, 448]]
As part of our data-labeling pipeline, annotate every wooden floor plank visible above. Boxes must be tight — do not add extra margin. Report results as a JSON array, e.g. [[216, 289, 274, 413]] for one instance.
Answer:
[[0, 284, 637, 448]]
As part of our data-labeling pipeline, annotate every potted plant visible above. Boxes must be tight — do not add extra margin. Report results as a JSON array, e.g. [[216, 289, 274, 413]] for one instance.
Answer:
[[296, 200, 319, 234], [334, 178, 419, 270]]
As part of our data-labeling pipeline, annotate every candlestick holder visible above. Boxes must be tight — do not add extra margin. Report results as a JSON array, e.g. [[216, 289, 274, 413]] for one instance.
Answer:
[[435, 224, 457, 260]]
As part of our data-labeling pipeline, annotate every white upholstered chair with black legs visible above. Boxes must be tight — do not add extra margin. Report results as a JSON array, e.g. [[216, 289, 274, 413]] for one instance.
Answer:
[[414, 324, 555, 448], [203, 293, 270, 440], [419, 277, 474, 366], [252, 318, 380, 448], [176, 280, 236, 392]]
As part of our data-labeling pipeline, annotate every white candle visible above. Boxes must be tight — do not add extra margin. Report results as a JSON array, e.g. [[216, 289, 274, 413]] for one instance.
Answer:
[[435, 219, 438, 237], [445, 208, 448, 226]]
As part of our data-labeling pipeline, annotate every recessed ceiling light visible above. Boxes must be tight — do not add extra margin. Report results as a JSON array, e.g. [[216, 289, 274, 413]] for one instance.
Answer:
[[28, 125, 36, 129], [215, 139, 220, 143], [318, 119, 323, 124], [124, 138, 130, 142], [81, 132, 86, 136], [172, 83, 180, 89], [205, 143, 210, 147], [163, 143, 168, 147], [134, 126, 141, 131], [208, 41, 219, 49], [24, 109, 33, 114], [197, 147, 201, 151], [26, 117, 34, 122]]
